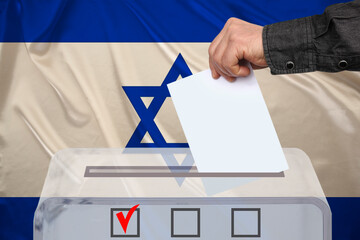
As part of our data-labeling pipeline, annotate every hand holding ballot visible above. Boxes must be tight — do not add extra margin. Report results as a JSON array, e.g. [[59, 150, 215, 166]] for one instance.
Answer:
[[208, 18, 267, 81]]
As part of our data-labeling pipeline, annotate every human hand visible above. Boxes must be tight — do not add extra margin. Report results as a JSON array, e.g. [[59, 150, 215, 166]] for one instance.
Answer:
[[208, 18, 267, 81]]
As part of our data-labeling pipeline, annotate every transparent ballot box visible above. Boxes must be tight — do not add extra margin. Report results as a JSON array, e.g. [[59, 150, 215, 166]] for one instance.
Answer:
[[34, 148, 331, 240]]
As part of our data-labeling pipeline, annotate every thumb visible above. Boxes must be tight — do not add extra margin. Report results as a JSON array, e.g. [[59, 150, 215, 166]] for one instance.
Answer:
[[230, 63, 250, 77]]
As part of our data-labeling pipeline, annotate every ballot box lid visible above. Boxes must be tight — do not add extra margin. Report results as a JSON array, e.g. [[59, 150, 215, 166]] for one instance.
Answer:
[[38, 148, 326, 199]]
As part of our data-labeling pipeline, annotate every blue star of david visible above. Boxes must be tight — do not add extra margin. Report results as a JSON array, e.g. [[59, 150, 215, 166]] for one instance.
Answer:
[[123, 53, 192, 148]]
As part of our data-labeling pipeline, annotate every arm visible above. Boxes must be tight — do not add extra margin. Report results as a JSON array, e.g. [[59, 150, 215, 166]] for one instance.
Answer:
[[265, 0, 360, 74], [209, 0, 360, 79]]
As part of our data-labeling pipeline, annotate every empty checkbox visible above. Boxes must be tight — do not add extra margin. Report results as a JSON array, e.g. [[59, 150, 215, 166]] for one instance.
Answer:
[[231, 208, 260, 237], [171, 208, 200, 237]]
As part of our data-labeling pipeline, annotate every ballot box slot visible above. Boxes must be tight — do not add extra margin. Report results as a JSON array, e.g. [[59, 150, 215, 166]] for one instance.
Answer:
[[84, 166, 284, 178]]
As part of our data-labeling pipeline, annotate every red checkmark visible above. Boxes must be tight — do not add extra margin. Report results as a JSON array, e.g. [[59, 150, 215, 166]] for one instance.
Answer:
[[116, 204, 140, 234]]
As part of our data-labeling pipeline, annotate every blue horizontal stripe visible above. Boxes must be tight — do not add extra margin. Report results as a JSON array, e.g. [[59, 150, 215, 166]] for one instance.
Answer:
[[0, 0, 348, 42], [0, 197, 359, 239]]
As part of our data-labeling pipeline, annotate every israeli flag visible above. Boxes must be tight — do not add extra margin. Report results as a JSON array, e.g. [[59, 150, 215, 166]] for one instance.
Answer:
[[0, 0, 358, 239]]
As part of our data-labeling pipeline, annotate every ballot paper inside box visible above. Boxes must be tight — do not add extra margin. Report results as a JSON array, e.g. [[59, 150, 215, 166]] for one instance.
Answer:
[[34, 148, 331, 240]]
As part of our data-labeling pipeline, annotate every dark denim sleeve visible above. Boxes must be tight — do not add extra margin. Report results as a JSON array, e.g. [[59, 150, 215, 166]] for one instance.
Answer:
[[263, 0, 360, 74]]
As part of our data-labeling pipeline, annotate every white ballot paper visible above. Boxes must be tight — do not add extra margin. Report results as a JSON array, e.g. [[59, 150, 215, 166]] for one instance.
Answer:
[[168, 68, 288, 173]]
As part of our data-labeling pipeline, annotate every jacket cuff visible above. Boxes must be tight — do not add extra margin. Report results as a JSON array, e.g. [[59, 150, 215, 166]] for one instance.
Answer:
[[263, 16, 316, 74]]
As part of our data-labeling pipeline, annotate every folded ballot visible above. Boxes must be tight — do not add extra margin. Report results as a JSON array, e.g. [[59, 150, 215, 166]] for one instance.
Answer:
[[168, 68, 288, 173]]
